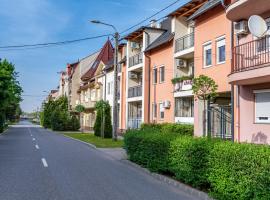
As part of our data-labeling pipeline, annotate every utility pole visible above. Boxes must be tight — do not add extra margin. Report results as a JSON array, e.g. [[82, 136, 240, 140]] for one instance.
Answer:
[[112, 32, 119, 141], [90, 20, 119, 141]]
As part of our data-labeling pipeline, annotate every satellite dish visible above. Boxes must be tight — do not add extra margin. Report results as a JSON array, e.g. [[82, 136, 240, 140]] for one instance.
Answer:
[[248, 15, 268, 38]]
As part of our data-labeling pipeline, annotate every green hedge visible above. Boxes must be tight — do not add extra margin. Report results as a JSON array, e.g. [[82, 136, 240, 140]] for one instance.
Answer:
[[141, 123, 193, 136], [124, 129, 270, 199], [208, 142, 270, 200], [124, 129, 178, 172]]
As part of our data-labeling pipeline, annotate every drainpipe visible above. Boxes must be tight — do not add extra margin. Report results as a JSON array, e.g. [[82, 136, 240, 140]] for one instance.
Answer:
[[145, 31, 151, 123]]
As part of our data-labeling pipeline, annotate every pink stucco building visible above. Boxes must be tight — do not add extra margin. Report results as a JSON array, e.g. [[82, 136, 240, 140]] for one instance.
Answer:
[[226, 0, 270, 144]]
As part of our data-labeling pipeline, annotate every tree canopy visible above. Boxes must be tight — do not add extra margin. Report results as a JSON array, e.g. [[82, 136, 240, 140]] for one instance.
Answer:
[[0, 59, 23, 132]]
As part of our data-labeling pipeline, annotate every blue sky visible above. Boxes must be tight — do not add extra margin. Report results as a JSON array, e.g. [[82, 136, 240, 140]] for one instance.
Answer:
[[0, 0, 188, 112]]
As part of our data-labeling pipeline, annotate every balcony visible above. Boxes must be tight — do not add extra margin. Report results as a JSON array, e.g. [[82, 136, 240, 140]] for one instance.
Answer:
[[128, 118, 142, 129], [129, 52, 143, 67], [81, 100, 96, 109], [175, 33, 194, 53], [128, 85, 142, 98], [226, 0, 270, 21], [229, 36, 270, 85]]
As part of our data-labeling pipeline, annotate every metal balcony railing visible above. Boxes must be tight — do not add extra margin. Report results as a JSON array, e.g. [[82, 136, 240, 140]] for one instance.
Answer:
[[129, 52, 143, 67], [232, 35, 270, 73], [175, 32, 194, 53], [128, 118, 142, 129], [128, 85, 142, 98]]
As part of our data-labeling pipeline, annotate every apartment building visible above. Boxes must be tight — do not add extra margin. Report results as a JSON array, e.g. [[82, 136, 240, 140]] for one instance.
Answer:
[[78, 40, 114, 131], [187, 0, 233, 138], [226, 0, 270, 144]]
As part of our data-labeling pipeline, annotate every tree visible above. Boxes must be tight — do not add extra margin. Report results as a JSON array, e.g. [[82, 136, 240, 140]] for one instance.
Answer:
[[0, 59, 22, 132], [94, 100, 112, 138], [42, 96, 80, 131], [192, 75, 218, 137]]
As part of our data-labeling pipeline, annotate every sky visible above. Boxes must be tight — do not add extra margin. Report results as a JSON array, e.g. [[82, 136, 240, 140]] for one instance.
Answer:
[[0, 0, 188, 112]]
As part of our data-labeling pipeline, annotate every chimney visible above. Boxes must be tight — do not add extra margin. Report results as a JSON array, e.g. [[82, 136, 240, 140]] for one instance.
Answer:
[[150, 19, 157, 28]]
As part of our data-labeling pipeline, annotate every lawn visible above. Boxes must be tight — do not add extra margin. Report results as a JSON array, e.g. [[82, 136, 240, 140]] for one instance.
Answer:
[[63, 133, 123, 148]]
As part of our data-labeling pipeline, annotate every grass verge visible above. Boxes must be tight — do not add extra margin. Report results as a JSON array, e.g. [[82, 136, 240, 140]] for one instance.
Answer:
[[63, 133, 123, 148]]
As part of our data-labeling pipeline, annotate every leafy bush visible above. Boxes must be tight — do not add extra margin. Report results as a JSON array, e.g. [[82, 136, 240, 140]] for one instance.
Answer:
[[141, 123, 193, 136], [94, 100, 112, 138], [169, 137, 215, 190], [124, 128, 270, 199], [124, 129, 177, 172], [208, 142, 270, 200]]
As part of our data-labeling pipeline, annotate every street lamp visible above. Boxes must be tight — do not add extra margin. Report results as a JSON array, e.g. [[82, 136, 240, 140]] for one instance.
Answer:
[[91, 20, 119, 141]]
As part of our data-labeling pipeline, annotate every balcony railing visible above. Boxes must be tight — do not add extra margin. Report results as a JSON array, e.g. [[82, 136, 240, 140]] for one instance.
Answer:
[[128, 118, 142, 129], [175, 33, 194, 53], [129, 52, 143, 67], [128, 85, 142, 98], [232, 35, 270, 73]]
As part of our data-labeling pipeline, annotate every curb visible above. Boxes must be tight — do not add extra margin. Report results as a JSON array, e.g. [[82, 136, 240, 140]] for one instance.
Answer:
[[121, 160, 213, 200]]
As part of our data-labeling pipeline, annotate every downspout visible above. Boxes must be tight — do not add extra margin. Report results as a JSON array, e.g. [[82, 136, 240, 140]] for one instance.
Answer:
[[230, 21, 235, 142], [145, 31, 151, 123]]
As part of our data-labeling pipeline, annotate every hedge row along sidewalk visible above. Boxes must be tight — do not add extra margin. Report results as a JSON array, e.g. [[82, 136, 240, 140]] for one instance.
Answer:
[[124, 123, 270, 200]]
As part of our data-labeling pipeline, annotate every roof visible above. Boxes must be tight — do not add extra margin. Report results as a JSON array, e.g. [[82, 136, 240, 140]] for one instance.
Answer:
[[81, 40, 114, 81], [79, 51, 100, 77], [168, 0, 208, 17], [188, 0, 221, 20], [145, 31, 174, 52], [145, 18, 174, 52], [124, 26, 166, 40]]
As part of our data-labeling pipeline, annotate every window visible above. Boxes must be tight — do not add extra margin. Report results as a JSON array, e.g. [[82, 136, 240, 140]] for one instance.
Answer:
[[153, 67, 157, 84], [216, 37, 226, 64], [159, 66, 165, 83], [85, 90, 88, 102], [152, 103, 157, 119], [90, 89, 96, 101], [107, 82, 111, 95], [254, 90, 270, 123], [203, 42, 212, 67], [175, 97, 194, 117], [159, 103, 164, 119]]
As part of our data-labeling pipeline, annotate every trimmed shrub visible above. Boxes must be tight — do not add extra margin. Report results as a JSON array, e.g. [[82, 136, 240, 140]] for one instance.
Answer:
[[208, 142, 270, 200], [169, 137, 215, 190], [124, 130, 177, 172], [141, 123, 193, 136]]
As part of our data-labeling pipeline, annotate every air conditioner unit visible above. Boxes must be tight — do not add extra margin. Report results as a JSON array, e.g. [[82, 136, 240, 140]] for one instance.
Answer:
[[176, 59, 187, 68], [234, 21, 248, 35], [130, 42, 140, 49], [129, 72, 138, 79], [163, 100, 171, 109]]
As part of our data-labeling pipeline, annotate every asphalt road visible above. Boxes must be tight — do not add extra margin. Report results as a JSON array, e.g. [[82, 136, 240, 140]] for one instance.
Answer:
[[0, 121, 197, 200]]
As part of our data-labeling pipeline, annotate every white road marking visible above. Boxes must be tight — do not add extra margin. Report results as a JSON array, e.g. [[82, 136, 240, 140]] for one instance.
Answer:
[[41, 158, 48, 168], [32, 138, 36, 141], [35, 144, 39, 149]]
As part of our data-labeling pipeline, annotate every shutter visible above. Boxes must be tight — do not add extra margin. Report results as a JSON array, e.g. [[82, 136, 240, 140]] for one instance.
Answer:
[[255, 91, 270, 123]]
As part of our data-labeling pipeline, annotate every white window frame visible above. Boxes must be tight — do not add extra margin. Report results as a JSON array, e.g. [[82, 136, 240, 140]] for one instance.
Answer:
[[254, 89, 270, 124], [203, 41, 212, 68], [159, 65, 165, 83], [153, 67, 157, 84], [216, 36, 226, 65], [159, 102, 165, 120]]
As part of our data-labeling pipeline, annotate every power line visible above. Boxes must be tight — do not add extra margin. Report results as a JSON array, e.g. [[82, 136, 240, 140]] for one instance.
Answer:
[[119, 0, 184, 34], [0, 34, 110, 50]]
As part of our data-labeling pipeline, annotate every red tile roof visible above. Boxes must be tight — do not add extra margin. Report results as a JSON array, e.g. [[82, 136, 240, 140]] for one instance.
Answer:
[[81, 40, 114, 81]]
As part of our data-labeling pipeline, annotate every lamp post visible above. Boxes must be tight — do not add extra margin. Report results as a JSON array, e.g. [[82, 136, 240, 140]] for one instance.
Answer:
[[90, 20, 119, 141]]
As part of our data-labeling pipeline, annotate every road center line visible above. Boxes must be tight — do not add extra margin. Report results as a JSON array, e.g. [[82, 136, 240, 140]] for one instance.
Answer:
[[41, 158, 48, 168], [35, 144, 39, 149]]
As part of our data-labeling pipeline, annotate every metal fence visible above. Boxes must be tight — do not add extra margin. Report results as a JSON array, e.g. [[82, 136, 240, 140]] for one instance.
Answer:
[[128, 118, 142, 129], [233, 35, 270, 73], [129, 52, 143, 67], [207, 105, 232, 140], [175, 32, 194, 53], [128, 85, 142, 98]]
